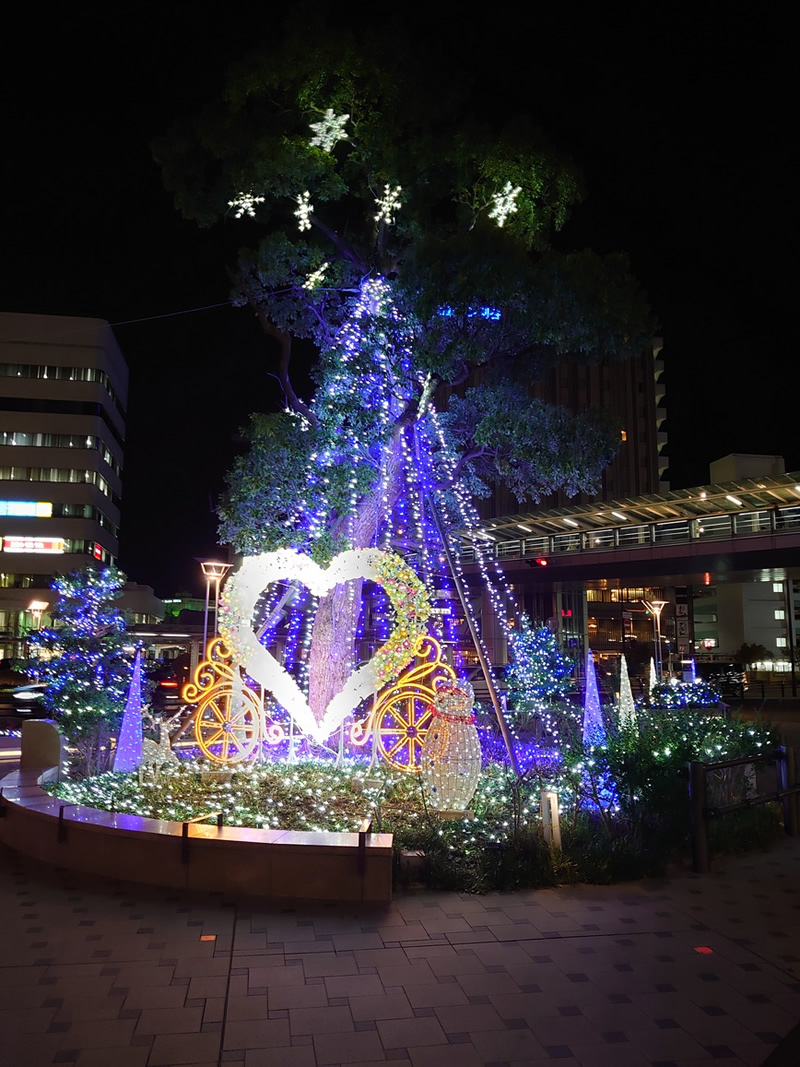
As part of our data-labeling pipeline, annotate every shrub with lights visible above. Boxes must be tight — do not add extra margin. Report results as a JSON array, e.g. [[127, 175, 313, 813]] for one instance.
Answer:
[[27, 565, 133, 778], [50, 703, 779, 890], [649, 679, 722, 709]]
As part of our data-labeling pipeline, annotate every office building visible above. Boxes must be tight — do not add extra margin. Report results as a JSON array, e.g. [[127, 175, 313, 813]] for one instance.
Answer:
[[0, 312, 127, 657]]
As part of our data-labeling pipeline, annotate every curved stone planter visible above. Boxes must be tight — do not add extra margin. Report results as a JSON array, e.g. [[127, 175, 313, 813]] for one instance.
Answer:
[[0, 767, 393, 902]]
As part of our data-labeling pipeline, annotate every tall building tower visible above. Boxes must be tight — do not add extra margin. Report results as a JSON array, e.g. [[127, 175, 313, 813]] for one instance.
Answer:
[[0, 312, 127, 658], [481, 339, 667, 517]]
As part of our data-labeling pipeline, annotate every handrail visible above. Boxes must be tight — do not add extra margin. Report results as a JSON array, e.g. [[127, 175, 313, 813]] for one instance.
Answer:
[[458, 505, 800, 566], [688, 745, 798, 873]]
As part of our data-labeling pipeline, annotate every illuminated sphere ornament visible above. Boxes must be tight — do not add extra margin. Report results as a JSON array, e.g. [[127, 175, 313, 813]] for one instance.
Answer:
[[421, 678, 481, 816]]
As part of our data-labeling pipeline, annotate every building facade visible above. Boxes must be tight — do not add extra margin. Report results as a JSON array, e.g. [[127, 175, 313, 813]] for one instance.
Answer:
[[481, 339, 667, 520], [0, 312, 128, 657]]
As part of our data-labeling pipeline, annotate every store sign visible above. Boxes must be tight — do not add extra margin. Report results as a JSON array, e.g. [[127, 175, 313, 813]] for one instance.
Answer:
[[2, 536, 65, 554], [0, 500, 53, 518]]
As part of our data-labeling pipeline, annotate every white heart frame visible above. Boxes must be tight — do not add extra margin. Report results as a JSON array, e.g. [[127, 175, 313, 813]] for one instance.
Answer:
[[218, 548, 431, 743]]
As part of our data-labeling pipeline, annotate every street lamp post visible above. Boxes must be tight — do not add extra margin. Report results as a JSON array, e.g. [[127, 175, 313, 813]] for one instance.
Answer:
[[198, 560, 232, 656], [26, 599, 49, 659], [28, 600, 48, 631], [642, 599, 667, 681]]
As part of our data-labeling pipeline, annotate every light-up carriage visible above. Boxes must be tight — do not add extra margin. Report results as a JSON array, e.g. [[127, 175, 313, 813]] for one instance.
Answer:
[[178, 634, 456, 773]]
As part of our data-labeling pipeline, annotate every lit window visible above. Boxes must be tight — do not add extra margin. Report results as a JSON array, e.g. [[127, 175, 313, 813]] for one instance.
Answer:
[[773, 583, 784, 593], [775, 609, 786, 621], [777, 637, 787, 648], [620, 430, 627, 442]]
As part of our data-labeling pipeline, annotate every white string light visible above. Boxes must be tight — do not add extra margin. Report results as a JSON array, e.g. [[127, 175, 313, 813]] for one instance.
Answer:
[[309, 108, 350, 152], [294, 190, 314, 231], [228, 192, 265, 218], [488, 181, 522, 228], [374, 184, 402, 225], [302, 262, 329, 290]]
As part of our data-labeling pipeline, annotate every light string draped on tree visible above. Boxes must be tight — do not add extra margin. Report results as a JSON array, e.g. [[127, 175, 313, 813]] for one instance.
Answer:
[[423, 409, 523, 690]]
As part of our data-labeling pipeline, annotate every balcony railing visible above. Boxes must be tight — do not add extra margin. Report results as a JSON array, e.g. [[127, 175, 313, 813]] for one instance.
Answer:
[[458, 505, 800, 565]]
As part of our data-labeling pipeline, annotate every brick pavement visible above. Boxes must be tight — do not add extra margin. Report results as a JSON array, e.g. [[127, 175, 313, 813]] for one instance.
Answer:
[[2, 732, 800, 1066]]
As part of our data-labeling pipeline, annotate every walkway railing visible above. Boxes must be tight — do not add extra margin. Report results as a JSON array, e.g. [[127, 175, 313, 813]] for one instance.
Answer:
[[687, 746, 800, 873], [459, 504, 800, 564]]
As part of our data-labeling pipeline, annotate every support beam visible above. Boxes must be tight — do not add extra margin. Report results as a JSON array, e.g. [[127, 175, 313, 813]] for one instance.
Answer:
[[426, 495, 520, 776]]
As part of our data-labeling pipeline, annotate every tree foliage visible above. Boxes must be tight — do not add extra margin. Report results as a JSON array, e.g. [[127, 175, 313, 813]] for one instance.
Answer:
[[154, 12, 653, 558], [733, 642, 774, 665]]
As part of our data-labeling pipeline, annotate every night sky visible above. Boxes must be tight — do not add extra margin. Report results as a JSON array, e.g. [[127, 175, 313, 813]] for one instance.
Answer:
[[1, 6, 794, 598]]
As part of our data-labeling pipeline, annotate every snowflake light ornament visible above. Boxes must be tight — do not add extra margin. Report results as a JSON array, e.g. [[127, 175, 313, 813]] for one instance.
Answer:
[[294, 191, 314, 232], [488, 181, 522, 228], [302, 262, 329, 291], [309, 108, 350, 152], [228, 192, 265, 219], [374, 184, 402, 225]]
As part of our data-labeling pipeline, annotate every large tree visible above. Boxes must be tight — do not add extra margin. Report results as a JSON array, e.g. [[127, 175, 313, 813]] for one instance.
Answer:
[[154, 14, 652, 732]]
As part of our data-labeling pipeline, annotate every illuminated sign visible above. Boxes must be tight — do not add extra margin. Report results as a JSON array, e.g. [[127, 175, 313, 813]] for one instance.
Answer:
[[0, 500, 53, 518], [2, 536, 65, 554], [93, 543, 103, 559]]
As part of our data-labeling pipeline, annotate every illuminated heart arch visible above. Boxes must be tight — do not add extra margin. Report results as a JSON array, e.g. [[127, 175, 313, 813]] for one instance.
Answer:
[[218, 548, 431, 742]]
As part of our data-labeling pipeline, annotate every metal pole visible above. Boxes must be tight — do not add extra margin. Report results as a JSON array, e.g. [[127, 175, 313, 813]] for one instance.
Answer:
[[202, 579, 211, 658], [655, 614, 662, 680], [212, 577, 221, 638], [784, 579, 797, 698], [777, 745, 799, 837], [426, 496, 519, 775], [688, 761, 710, 873]]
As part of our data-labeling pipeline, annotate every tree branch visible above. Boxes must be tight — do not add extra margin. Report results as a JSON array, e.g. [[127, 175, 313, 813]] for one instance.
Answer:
[[435, 446, 489, 490], [229, 268, 318, 425], [310, 214, 369, 274], [254, 307, 318, 425]]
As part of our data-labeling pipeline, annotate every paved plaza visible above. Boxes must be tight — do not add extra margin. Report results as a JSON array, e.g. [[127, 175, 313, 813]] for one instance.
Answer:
[[1, 828, 799, 1065], [2, 732, 800, 1066]]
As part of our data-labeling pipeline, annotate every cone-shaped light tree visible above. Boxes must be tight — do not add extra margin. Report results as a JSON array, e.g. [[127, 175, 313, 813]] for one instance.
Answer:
[[582, 651, 605, 747], [506, 617, 573, 709], [113, 649, 144, 773], [27, 565, 132, 777], [154, 14, 653, 734], [618, 654, 638, 734]]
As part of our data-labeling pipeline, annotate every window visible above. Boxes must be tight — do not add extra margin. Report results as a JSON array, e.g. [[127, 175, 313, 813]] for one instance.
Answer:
[[775, 609, 786, 621], [0, 362, 126, 418], [0, 431, 121, 475], [777, 637, 787, 648], [773, 582, 784, 593], [0, 466, 118, 505]]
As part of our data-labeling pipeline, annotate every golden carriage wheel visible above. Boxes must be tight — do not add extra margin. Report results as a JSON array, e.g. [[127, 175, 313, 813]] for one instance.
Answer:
[[375, 686, 435, 773], [194, 685, 260, 764]]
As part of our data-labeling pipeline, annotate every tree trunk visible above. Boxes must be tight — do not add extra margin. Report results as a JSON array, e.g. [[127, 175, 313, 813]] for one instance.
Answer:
[[307, 432, 406, 731]]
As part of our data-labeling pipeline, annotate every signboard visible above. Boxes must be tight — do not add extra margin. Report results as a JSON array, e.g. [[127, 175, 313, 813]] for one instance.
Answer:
[[2, 536, 65, 554], [0, 500, 53, 518]]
